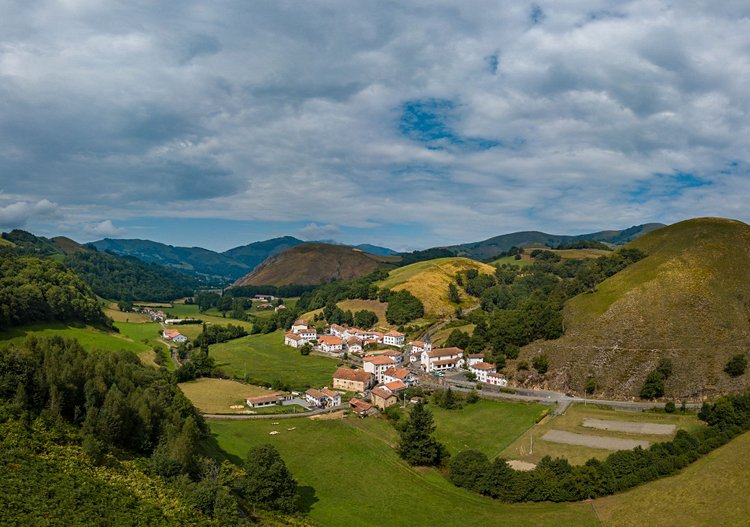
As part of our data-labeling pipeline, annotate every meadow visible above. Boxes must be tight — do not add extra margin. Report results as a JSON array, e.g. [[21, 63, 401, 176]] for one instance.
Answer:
[[209, 331, 340, 390], [501, 403, 703, 465], [178, 378, 276, 414], [0, 323, 152, 355], [209, 415, 599, 527]]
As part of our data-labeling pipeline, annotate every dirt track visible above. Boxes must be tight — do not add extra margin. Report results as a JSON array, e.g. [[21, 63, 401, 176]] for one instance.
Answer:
[[542, 430, 650, 450], [583, 418, 675, 435]]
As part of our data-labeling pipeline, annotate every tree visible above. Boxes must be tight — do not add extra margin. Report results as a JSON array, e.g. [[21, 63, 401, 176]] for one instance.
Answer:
[[446, 329, 470, 349], [448, 283, 461, 304], [449, 450, 489, 491], [584, 376, 597, 395], [353, 309, 378, 329], [238, 444, 298, 513], [200, 323, 209, 356], [532, 354, 549, 374], [640, 370, 665, 399], [724, 354, 747, 377], [299, 343, 312, 356], [665, 401, 676, 413], [397, 402, 448, 466], [386, 290, 424, 325]]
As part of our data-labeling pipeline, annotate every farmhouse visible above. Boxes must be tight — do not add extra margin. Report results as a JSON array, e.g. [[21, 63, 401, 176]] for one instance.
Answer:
[[383, 367, 417, 385], [469, 361, 497, 383], [284, 332, 303, 348], [329, 324, 347, 337], [291, 319, 309, 333], [305, 388, 341, 408], [344, 337, 364, 355], [421, 347, 465, 372], [318, 335, 344, 354], [486, 372, 508, 387], [332, 367, 373, 392], [254, 294, 275, 301], [349, 398, 373, 416], [384, 380, 408, 393], [410, 340, 432, 354], [371, 386, 399, 409], [245, 394, 282, 408], [363, 355, 398, 383], [162, 329, 187, 343], [297, 327, 317, 342], [383, 330, 405, 347], [467, 354, 485, 367]]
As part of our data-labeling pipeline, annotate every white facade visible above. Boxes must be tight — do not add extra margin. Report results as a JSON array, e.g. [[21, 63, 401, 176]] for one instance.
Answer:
[[363, 356, 398, 383], [470, 362, 497, 383], [486, 372, 508, 387], [421, 347, 465, 372], [383, 331, 405, 347]]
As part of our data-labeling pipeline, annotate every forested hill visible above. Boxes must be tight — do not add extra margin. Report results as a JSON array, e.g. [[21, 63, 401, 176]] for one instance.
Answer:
[[0, 255, 109, 329]]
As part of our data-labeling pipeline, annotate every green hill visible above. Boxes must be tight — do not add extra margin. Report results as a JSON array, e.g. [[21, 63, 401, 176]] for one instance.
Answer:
[[523, 218, 750, 398], [234, 243, 398, 287], [222, 236, 304, 271], [378, 257, 497, 317]]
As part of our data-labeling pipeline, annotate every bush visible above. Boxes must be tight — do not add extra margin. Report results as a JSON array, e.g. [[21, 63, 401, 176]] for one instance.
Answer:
[[725, 354, 747, 377], [665, 401, 676, 413], [532, 354, 549, 374]]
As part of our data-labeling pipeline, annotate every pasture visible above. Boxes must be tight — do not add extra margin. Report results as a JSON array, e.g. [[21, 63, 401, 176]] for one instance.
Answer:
[[430, 399, 547, 458], [209, 416, 599, 527], [593, 430, 750, 527], [501, 403, 703, 465], [209, 331, 339, 390], [179, 378, 275, 414], [0, 323, 152, 355]]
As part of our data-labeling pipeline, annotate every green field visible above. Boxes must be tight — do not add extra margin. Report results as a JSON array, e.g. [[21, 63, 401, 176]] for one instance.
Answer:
[[0, 323, 152, 355], [209, 416, 599, 527], [593, 430, 750, 526], [431, 399, 547, 458], [209, 331, 339, 390], [179, 378, 276, 414], [501, 403, 703, 465]]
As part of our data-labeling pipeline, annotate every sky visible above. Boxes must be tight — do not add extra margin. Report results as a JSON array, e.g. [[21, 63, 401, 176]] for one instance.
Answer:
[[1, 1, 749, 252]]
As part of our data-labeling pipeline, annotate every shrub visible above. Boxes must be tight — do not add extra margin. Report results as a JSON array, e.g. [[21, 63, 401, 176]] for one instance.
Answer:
[[725, 354, 747, 377]]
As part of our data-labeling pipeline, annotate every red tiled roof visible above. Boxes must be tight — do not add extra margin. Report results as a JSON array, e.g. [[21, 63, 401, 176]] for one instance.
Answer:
[[410, 341, 425, 348], [384, 380, 407, 392], [333, 367, 371, 383], [432, 357, 460, 366], [321, 388, 340, 399], [468, 353, 485, 358], [163, 329, 181, 338], [371, 387, 397, 400], [363, 355, 397, 365], [285, 333, 302, 341], [426, 347, 464, 358], [350, 398, 372, 412], [319, 335, 343, 345], [471, 362, 496, 370], [384, 367, 411, 379], [385, 330, 404, 337], [306, 388, 324, 399], [294, 319, 307, 325]]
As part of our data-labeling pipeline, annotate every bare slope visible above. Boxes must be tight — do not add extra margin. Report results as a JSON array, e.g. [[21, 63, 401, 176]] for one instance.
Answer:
[[523, 218, 750, 398], [378, 257, 497, 317], [234, 243, 396, 286]]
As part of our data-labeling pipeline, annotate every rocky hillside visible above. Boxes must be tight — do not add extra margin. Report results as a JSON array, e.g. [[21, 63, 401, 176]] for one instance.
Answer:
[[522, 218, 750, 399]]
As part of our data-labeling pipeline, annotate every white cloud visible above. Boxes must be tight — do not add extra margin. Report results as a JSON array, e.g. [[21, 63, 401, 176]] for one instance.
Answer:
[[297, 223, 342, 241], [0, 198, 59, 228], [81, 220, 126, 237]]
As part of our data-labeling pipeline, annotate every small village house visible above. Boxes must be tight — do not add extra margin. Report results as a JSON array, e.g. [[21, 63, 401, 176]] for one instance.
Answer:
[[318, 335, 344, 354], [383, 367, 417, 385], [383, 330, 405, 347], [332, 367, 373, 392], [162, 329, 188, 343], [421, 347, 465, 373], [469, 361, 497, 383], [363, 355, 398, 383], [485, 372, 508, 387]]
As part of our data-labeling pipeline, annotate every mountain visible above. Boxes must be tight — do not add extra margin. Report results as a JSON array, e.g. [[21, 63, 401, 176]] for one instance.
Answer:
[[446, 223, 665, 260], [222, 236, 304, 271], [522, 218, 750, 398], [354, 244, 397, 256], [90, 238, 250, 281], [233, 243, 399, 286], [377, 257, 497, 317]]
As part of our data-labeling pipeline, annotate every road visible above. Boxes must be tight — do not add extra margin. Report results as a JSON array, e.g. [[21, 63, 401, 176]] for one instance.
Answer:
[[203, 404, 347, 420]]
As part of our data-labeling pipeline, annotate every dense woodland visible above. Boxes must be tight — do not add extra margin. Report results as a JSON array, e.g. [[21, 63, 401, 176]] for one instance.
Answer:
[[0, 255, 110, 330]]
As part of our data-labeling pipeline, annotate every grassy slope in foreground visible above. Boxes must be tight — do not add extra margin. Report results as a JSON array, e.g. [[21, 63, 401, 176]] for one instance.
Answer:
[[209, 416, 598, 527], [594, 430, 750, 527], [209, 331, 339, 390], [525, 218, 750, 398], [0, 323, 151, 355], [378, 257, 497, 317]]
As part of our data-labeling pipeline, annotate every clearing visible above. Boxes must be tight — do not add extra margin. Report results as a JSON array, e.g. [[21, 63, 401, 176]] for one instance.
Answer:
[[208, 416, 599, 527], [209, 331, 339, 390], [593, 430, 750, 526], [542, 430, 650, 451], [0, 323, 152, 356], [501, 403, 702, 465], [179, 378, 276, 414]]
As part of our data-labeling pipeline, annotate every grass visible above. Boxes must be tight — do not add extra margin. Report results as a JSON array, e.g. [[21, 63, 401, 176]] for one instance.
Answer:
[[104, 304, 151, 323], [377, 257, 497, 317], [209, 331, 340, 390], [209, 416, 599, 527], [179, 378, 276, 414], [432, 322, 475, 346], [490, 249, 610, 267], [336, 299, 389, 327], [0, 323, 152, 355], [593, 430, 750, 527], [430, 399, 547, 458], [501, 403, 703, 465]]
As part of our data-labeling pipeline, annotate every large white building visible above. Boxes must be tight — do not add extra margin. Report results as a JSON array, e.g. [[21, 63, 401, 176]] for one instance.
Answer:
[[469, 361, 497, 383], [421, 347, 465, 373], [363, 355, 398, 383], [383, 330, 405, 347]]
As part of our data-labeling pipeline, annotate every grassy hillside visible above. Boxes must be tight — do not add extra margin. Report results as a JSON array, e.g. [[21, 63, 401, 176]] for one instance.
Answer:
[[378, 257, 496, 317], [490, 248, 611, 267], [523, 218, 750, 398], [593, 430, 750, 527], [223, 236, 304, 271], [209, 416, 599, 527], [235, 243, 397, 287]]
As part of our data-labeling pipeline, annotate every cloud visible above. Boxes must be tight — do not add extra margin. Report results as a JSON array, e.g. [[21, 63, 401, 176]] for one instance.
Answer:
[[297, 223, 342, 241], [0, 199, 59, 228], [81, 220, 127, 237], [0, 1, 749, 248]]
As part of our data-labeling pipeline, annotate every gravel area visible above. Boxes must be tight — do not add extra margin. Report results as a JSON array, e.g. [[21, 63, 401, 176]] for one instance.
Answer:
[[508, 460, 537, 471], [582, 418, 675, 435], [542, 430, 650, 451]]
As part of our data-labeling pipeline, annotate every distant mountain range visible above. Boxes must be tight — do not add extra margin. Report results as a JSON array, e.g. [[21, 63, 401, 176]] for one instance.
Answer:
[[446, 223, 666, 260]]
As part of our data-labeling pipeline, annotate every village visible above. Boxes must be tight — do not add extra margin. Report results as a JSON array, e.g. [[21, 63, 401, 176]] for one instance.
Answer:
[[237, 319, 510, 416]]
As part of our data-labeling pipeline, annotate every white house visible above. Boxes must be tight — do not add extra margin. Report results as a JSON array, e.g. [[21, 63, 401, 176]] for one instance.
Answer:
[[318, 335, 344, 354], [305, 388, 341, 408], [297, 327, 317, 342], [329, 324, 347, 337], [410, 340, 432, 354], [284, 332, 303, 348], [469, 361, 497, 383], [383, 367, 418, 385], [467, 354, 485, 367], [345, 337, 364, 355], [291, 319, 309, 333], [421, 347, 465, 373], [162, 329, 188, 343], [383, 330, 405, 347], [486, 372, 508, 387], [363, 355, 398, 383]]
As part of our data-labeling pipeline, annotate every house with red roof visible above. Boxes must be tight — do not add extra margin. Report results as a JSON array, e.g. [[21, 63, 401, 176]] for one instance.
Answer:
[[162, 329, 187, 343], [332, 367, 373, 392], [363, 355, 398, 383], [318, 335, 344, 354], [383, 367, 417, 385], [469, 361, 497, 383], [421, 347, 465, 372], [383, 330, 405, 347]]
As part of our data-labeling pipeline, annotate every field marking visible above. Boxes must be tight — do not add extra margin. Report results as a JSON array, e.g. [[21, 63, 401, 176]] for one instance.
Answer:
[[542, 430, 650, 451], [582, 418, 675, 436]]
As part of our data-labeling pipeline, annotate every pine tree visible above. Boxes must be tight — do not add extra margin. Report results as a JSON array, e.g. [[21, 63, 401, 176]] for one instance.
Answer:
[[397, 402, 448, 466]]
